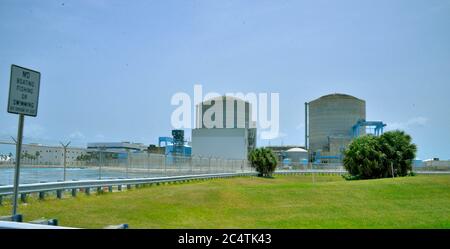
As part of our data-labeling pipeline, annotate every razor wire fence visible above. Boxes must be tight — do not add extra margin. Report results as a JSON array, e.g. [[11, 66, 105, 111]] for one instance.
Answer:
[[0, 142, 254, 185], [1, 141, 450, 186]]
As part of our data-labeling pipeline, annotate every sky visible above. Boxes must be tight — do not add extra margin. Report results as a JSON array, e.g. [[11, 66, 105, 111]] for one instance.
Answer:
[[0, 0, 449, 160]]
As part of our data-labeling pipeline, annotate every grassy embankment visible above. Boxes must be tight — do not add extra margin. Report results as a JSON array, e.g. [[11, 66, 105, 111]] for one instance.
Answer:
[[0, 174, 449, 228]]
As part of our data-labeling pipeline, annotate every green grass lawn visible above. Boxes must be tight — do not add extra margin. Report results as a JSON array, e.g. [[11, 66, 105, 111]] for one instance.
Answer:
[[1, 175, 449, 228]]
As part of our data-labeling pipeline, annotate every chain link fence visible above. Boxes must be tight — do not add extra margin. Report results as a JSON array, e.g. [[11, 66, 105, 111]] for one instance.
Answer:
[[0, 142, 253, 185], [1, 141, 449, 185]]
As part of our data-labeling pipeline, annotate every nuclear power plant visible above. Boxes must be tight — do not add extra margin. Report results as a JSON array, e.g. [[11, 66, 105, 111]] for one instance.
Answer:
[[305, 93, 386, 163], [192, 96, 257, 160], [187, 92, 386, 164]]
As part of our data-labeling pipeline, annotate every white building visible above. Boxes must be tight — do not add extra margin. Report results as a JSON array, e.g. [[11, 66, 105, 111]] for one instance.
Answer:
[[192, 96, 256, 160], [423, 159, 450, 167], [192, 128, 253, 159], [86, 142, 146, 153], [21, 144, 87, 165], [283, 147, 308, 164]]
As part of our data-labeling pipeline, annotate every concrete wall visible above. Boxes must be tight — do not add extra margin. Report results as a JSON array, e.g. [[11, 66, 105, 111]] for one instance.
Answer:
[[192, 128, 249, 159], [308, 93, 365, 155], [196, 96, 253, 129]]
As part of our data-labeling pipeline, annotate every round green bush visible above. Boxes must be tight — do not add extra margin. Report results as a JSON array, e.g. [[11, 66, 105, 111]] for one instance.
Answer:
[[343, 130, 417, 179], [249, 148, 278, 177]]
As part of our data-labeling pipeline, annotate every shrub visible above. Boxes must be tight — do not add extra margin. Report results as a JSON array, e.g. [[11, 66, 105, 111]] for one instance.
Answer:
[[343, 135, 386, 179], [248, 148, 278, 177], [343, 130, 417, 180], [378, 130, 417, 177]]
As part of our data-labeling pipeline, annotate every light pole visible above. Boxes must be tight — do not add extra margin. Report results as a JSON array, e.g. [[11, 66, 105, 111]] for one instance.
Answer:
[[60, 141, 71, 181]]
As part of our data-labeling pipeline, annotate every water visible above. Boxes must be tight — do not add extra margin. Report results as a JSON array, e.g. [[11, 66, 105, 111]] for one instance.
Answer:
[[0, 167, 155, 185]]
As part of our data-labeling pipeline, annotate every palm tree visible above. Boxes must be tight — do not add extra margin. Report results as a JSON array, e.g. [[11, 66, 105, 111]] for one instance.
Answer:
[[35, 151, 40, 165]]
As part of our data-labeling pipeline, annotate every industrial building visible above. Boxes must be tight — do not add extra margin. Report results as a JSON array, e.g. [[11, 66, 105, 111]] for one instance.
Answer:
[[264, 145, 307, 163], [87, 142, 146, 153], [20, 144, 87, 165], [423, 158, 450, 167], [86, 142, 147, 160], [192, 96, 256, 159], [196, 95, 255, 129], [283, 147, 308, 164], [158, 130, 192, 157], [305, 93, 386, 163]]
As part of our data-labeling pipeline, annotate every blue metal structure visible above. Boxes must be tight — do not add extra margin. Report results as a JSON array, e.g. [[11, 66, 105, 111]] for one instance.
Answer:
[[164, 144, 191, 156], [314, 150, 342, 163], [158, 132, 191, 158], [158, 137, 173, 147], [352, 119, 386, 137]]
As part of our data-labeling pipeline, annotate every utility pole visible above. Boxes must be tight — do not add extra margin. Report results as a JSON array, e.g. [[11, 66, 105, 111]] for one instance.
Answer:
[[60, 141, 71, 181]]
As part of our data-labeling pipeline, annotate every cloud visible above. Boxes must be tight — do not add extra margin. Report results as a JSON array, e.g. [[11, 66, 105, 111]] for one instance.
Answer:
[[23, 123, 46, 139], [388, 117, 428, 130], [69, 131, 86, 140]]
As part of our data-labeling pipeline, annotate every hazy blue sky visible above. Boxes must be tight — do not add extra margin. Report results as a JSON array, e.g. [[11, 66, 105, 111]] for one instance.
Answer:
[[1, 0, 449, 159]]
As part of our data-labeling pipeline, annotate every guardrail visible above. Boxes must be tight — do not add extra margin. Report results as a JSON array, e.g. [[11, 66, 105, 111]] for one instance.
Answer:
[[0, 221, 76, 229], [0, 172, 257, 201]]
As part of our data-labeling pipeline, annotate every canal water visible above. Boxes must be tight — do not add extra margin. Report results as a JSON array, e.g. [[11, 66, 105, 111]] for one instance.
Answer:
[[0, 167, 147, 185]]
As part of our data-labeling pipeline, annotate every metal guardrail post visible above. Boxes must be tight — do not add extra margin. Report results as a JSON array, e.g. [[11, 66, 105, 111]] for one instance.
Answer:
[[29, 218, 58, 226], [0, 214, 23, 222], [39, 191, 45, 200], [104, 224, 129, 229], [20, 193, 27, 203], [56, 190, 62, 199], [71, 188, 77, 197]]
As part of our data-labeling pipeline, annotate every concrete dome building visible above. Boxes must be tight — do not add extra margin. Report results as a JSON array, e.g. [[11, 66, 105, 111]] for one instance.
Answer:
[[307, 93, 366, 160], [195, 95, 255, 129], [284, 147, 308, 164], [192, 96, 257, 160]]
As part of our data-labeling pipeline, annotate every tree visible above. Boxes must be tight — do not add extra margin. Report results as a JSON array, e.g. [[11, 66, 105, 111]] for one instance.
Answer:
[[378, 130, 417, 177], [343, 130, 417, 179], [248, 148, 278, 177], [343, 135, 386, 179], [35, 151, 40, 164]]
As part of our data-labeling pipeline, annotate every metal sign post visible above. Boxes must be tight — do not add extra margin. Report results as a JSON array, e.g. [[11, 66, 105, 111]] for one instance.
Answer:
[[7, 65, 41, 217], [12, 114, 24, 216]]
